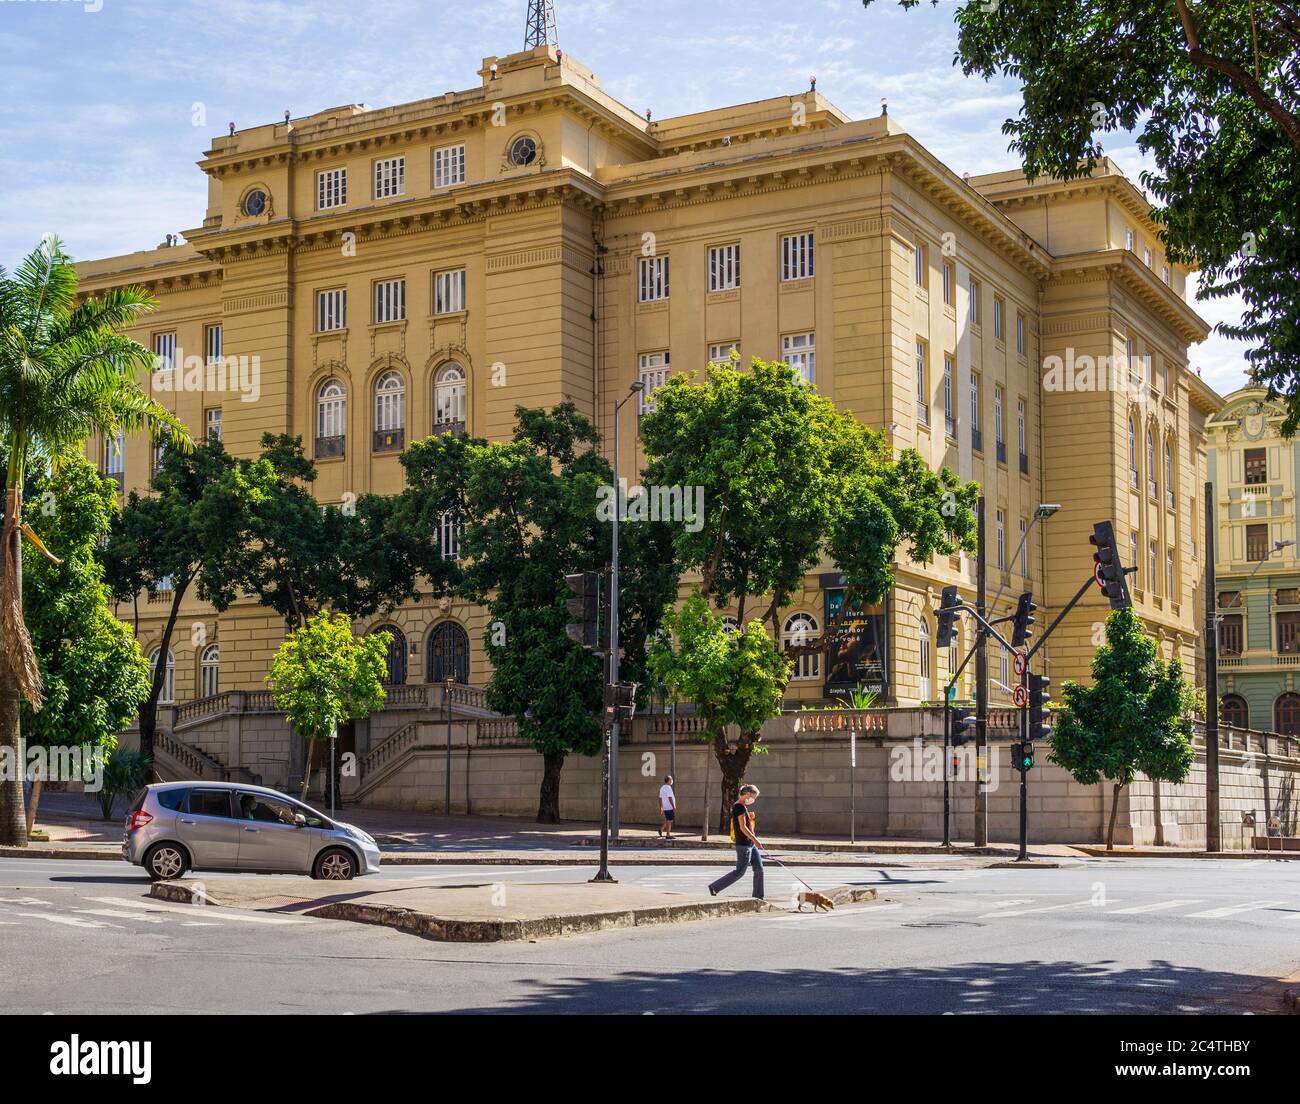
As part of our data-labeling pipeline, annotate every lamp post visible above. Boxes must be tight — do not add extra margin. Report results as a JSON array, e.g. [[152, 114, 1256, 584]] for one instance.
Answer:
[[609, 380, 644, 841], [444, 677, 454, 816]]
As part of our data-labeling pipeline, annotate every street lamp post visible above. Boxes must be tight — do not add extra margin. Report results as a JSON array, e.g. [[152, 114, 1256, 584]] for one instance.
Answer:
[[609, 381, 643, 842], [444, 676, 454, 816]]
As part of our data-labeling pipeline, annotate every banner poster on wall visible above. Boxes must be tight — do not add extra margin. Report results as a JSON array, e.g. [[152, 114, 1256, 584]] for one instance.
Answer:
[[819, 573, 889, 698]]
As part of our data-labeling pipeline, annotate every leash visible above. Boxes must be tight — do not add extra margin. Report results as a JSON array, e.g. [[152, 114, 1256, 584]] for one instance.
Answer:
[[761, 850, 819, 895]]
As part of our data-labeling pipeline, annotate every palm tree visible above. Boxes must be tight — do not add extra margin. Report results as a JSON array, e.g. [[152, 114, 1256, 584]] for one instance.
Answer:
[[0, 237, 192, 845]]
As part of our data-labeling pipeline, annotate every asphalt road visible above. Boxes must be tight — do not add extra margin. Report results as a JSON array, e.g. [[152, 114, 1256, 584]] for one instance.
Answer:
[[1, 855, 1298, 1014]]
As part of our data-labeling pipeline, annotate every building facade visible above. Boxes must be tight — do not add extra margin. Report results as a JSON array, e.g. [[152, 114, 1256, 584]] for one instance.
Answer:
[[76, 34, 1222, 758], [1209, 388, 1300, 734]]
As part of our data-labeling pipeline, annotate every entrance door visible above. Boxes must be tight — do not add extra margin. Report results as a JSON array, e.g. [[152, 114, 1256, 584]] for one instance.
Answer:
[[427, 622, 469, 684]]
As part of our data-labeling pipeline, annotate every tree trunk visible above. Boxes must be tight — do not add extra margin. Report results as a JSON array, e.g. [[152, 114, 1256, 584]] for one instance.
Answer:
[[138, 575, 192, 764], [1106, 780, 1123, 851], [0, 503, 25, 847], [713, 731, 755, 833], [300, 735, 317, 801], [537, 752, 564, 824], [24, 764, 41, 839]]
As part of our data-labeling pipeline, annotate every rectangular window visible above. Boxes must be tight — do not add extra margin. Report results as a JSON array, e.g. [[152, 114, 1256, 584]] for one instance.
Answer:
[[914, 241, 927, 288], [993, 297, 1004, 341], [153, 331, 176, 373], [1247, 523, 1270, 562], [104, 432, 124, 475], [996, 509, 1006, 570], [316, 288, 347, 332], [1280, 588, 1300, 606], [1149, 541, 1158, 594], [782, 332, 815, 385], [1219, 613, 1243, 655], [433, 144, 466, 188], [205, 324, 222, 362], [317, 167, 347, 209], [708, 243, 741, 292], [434, 269, 466, 315], [1162, 264, 1171, 284], [1020, 519, 1030, 576], [373, 278, 406, 324], [1125, 227, 1135, 251], [943, 355, 955, 438], [1016, 313, 1025, 356], [994, 386, 1005, 462], [373, 156, 405, 199], [969, 372, 981, 455], [1219, 591, 1243, 608], [638, 352, 670, 414], [968, 278, 980, 324], [1017, 398, 1026, 453], [1167, 549, 1175, 601], [1280, 613, 1300, 654], [1245, 448, 1267, 485], [638, 256, 670, 302], [205, 408, 222, 441], [1131, 533, 1140, 582], [709, 342, 740, 365], [439, 510, 461, 562], [1143, 247, 1152, 267], [780, 232, 815, 281], [915, 340, 929, 427], [942, 261, 954, 306]]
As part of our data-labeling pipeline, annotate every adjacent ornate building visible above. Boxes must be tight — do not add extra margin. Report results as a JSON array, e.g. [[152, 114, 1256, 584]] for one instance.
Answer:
[[76, 25, 1223, 791], [1209, 388, 1300, 734]]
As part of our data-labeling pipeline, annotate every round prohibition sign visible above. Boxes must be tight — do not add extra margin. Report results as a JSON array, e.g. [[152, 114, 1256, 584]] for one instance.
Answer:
[[1013, 651, 1028, 677], [1012, 684, 1028, 709]]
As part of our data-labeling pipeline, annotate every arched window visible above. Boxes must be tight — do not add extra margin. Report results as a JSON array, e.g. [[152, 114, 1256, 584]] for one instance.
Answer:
[[1164, 437, 1175, 506], [427, 622, 470, 685], [1276, 693, 1300, 736], [1220, 694, 1248, 730], [919, 617, 932, 701], [783, 613, 821, 681], [150, 648, 175, 705], [316, 378, 346, 458], [200, 644, 219, 699], [1146, 428, 1156, 496], [1128, 419, 1138, 488], [439, 510, 461, 561], [434, 363, 466, 433], [372, 625, 407, 687], [373, 370, 405, 451], [721, 616, 739, 636]]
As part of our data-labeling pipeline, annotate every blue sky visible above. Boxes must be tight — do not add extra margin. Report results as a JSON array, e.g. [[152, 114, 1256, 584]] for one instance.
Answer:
[[0, 0, 1249, 396]]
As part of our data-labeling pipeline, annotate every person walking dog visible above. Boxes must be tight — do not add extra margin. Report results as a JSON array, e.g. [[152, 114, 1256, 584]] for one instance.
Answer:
[[658, 775, 676, 838], [709, 784, 764, 899]]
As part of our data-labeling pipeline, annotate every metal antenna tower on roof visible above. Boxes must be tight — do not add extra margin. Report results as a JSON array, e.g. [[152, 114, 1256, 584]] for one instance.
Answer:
[[524, 0, 559, 50]]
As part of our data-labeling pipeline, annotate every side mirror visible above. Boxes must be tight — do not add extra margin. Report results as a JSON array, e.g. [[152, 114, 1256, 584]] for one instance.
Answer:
[[294, 813, 307, 828]]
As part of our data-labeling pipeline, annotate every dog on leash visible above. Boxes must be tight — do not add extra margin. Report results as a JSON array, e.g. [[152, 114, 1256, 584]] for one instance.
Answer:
[[797, 890, 836, 913]]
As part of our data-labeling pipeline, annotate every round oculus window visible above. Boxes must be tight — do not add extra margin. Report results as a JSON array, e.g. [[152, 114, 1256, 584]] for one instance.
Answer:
[[242, 189, 267, 216], [508, 136, 538, 166]]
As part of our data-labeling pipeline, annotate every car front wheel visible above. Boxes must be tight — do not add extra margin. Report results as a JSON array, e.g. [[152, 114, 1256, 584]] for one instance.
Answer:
[[143, 843, 189, 881], [313, 848, 357, 881]]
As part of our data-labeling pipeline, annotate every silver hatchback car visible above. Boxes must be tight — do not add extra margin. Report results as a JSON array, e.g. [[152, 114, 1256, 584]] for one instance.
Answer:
[[123, 782, 382, 881]]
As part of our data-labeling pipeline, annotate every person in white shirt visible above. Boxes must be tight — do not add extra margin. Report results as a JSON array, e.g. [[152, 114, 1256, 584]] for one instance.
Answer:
[[657, 775, 676, 838]]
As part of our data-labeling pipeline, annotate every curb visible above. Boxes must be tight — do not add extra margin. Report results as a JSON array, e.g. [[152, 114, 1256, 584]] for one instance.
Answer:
[[0, 845, 120, 860], [988, 860, 1063, 869], [1075, 847, 1300, 860], [572, 836, 1033, 857], [150, 880, 765, 942]]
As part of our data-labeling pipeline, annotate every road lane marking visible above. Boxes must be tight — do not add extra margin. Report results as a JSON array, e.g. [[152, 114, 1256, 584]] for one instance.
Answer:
[[73, 908, 168, 924], [1107, 899, 1203, 915], [86, 896, 307, 925], [1185, 899, 1287, 919], [0, 897, 53, 905], [978, 899, 1110, 919], [12, 911, 117, 929]]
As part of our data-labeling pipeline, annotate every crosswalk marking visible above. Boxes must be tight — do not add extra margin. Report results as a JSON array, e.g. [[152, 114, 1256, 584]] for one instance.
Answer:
[[86, 896, 309, 925], [73, 908, 168, 924], [977, 899, 1106, 919], [1108, 899, 1202, 915], [11, 910, 116, 929], [1185, 899, 1287, 919]]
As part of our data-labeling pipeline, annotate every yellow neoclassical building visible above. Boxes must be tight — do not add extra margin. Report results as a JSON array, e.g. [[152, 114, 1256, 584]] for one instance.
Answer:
[[76, 33, 1222, 733]]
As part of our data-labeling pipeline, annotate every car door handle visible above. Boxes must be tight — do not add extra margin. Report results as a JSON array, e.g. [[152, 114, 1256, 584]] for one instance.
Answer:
[[243, 827, 258, 832], [180, 819, 195, 825]]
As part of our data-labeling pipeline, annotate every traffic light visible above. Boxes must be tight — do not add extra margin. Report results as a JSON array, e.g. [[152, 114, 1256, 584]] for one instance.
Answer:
[[1010, 590, 1036, 648], [950, 706, 976, 746], [1012, 740, 1035, 772], [602, 681, 639, 726], [1090, 520, 1133, 609], [936, 585, 960, 649], [564, 570, 602, 650], [1027, 672, 1051, 741]]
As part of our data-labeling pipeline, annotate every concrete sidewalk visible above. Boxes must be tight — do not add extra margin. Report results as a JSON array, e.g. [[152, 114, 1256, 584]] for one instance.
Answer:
[[148, 875, 850, 942]]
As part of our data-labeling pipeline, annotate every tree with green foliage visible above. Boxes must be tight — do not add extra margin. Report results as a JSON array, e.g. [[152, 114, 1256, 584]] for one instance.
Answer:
[[640, 356, 977, 810], [1051, 607, 1199, 850], [0, 237, 190, 846], [102, 437, 244, 760], [864, 0, 1300, 429], [96, 747, 152, 822], [399, 404, 680, 822], [266, 611, 391, 799], [209, 434, 416, 631], [648, 594, 790, 816]]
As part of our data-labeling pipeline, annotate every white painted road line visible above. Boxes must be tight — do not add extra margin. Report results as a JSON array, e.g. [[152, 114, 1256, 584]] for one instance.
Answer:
[[1185, 900, 1287, 919], [1107, 899, 1203, 915], [11, 911, 118, 929], [86, 896, 309, 925], [73, 908, 169, 924], [978, 899, 1110, 919]]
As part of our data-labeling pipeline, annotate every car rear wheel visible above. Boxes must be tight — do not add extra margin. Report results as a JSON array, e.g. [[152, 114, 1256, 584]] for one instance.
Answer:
[[143, 843, 189, 881], [313, 848, 357, 881]]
